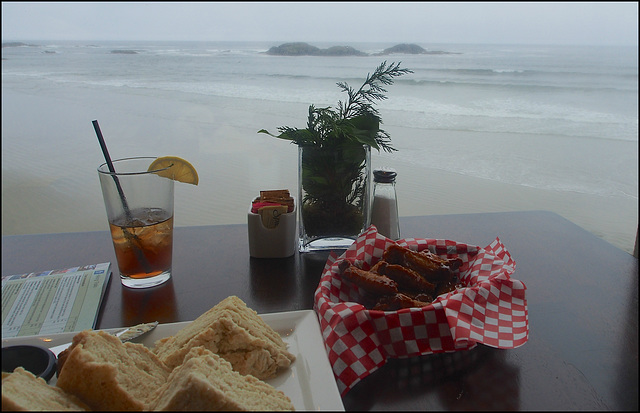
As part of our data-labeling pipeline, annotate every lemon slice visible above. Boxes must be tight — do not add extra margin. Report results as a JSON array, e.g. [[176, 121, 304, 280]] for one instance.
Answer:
[[148, 156, 199, 185]]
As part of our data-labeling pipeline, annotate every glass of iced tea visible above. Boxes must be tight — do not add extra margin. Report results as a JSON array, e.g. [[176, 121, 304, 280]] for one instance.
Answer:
[[98, 157, 174, 288]]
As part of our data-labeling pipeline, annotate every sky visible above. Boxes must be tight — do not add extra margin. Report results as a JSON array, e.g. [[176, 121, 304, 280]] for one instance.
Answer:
[[1, 1, 638, 46]]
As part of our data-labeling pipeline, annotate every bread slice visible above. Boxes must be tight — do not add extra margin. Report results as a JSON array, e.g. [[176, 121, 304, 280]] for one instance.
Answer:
[[56, 329, 171, 410], [2, 367, 89, 411], [153, 296, 295, 379], [147, 347, 295, 411]]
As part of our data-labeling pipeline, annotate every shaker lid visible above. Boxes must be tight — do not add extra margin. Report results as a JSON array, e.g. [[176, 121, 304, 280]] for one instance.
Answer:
[[373, 169, 397, 183]]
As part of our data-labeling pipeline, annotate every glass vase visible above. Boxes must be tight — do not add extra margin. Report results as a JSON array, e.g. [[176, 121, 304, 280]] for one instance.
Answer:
[[298, 144, 371, 252]]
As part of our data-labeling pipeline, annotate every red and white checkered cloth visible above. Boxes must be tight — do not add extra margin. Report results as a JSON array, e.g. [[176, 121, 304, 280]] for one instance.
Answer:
[[313, 225, 529, 396]]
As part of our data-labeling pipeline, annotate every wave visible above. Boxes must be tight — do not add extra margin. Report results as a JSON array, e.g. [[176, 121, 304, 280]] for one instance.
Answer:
[[395, 77, 637, 93], [410, 66, 637, 77], [381, 105, 638, 142], [3, 68, 636, 143]]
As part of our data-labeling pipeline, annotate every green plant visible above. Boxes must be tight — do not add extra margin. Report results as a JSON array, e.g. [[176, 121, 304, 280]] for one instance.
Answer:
[[259, 61, 412, 151], [259, 61, 412, 241]]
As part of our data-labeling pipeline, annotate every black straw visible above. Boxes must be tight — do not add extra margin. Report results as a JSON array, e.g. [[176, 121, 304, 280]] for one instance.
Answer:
[[92, 120, 133, 222], [93, 120, 151, 273]]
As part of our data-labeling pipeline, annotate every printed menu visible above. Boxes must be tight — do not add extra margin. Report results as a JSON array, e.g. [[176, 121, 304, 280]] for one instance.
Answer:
[[2, 263, 111, 338]]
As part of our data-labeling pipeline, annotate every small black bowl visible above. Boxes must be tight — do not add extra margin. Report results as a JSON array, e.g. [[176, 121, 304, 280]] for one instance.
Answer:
[[2, 345, 57, 382]]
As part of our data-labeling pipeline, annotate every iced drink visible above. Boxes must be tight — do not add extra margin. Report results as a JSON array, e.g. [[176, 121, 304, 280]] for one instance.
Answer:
[[98, 157, 175, 288], [109, 207, 173, 280]]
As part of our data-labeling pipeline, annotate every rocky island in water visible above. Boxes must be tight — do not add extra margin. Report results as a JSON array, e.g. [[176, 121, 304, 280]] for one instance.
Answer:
[[265, 42, 458, 56], [2, 42, 38, 48], [110, 49, 139, 54]]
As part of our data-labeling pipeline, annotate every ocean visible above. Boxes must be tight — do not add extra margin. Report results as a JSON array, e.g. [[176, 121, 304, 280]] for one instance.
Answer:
[[2, 41, 638, 253]]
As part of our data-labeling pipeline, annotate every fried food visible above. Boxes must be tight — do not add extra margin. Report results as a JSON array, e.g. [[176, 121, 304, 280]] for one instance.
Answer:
[[383, 244, 461, 283], [421, 249, 463, 272], [435, 279, 464, 297], [375, 261, 436, 294], [339, 243, 464, 310], [338, 260, 398, 296]]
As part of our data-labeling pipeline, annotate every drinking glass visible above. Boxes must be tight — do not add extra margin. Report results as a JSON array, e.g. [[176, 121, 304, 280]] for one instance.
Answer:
[[98, 157, 174, 288]]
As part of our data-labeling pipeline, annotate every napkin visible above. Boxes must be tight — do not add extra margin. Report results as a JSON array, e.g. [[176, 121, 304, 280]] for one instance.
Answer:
[[313, 225, 529, 396]]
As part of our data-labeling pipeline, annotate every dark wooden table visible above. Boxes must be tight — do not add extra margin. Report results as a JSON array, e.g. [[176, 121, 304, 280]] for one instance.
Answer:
[[2, 211, 637, 410]]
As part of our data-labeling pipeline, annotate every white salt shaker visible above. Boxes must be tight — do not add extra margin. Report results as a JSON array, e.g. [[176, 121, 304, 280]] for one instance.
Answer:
[[370, 169, 400, 240]]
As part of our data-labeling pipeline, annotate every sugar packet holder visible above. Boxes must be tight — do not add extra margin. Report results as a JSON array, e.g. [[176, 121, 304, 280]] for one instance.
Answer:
[[313, 225, 529, 396], [248, 190, 296, 258]]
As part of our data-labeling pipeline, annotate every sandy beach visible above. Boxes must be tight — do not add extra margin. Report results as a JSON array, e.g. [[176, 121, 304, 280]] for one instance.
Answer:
[[2, 73, 638, 254]]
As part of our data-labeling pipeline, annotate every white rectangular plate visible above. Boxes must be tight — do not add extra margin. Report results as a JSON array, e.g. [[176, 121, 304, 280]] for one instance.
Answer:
[[2, 309, 344, 411]]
